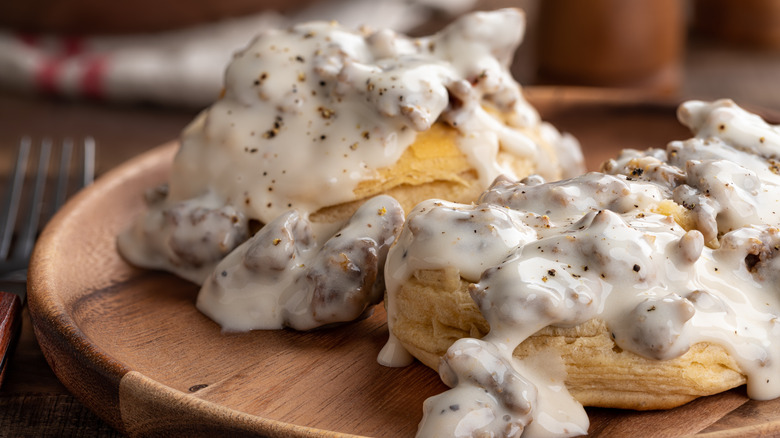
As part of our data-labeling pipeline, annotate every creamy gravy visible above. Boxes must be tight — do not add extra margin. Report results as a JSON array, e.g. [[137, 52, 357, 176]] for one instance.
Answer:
[[197, 195, 403, 331], [117, 9, 581, 330], [382, 100, 780, 436]]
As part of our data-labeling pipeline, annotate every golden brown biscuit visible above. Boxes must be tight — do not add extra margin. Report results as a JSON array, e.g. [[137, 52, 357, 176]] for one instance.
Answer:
[[310, 121, 546, 224], [390, 267, 745, 410]]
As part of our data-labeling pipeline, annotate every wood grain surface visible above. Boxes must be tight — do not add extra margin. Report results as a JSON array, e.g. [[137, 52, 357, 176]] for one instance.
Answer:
[[24, 97, 780, 437]]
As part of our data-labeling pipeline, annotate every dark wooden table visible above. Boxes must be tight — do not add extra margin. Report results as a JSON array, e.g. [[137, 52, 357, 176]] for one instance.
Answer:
[[1, 30, 780, 436]]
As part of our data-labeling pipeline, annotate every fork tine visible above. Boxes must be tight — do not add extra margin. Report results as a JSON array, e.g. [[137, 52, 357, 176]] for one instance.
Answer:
[[47, 137, 95, 227], [83, 136, 96, 187], [0, 138, 32, 260], [53, 138, 73, 211], [13, 139, 52, 260]]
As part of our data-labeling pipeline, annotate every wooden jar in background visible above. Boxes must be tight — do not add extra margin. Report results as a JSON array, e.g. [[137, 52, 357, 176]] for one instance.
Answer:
[[536, 0, 685, 95], [694, 0, 780, 49]]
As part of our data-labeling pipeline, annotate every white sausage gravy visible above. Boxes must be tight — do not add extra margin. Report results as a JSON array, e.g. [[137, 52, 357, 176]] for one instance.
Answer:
[[381, 99, 780, 436], [117, 9, 581, 331]]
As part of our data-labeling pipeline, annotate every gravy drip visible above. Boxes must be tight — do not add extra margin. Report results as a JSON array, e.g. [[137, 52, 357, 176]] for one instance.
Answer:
[[198, 195, 404, 331], [382, 100, 780, 436], [117, 8, 581, 290]]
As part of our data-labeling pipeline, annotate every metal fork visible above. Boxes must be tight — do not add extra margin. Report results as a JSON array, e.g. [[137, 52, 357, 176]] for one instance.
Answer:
[[0, 137, 96, 385]]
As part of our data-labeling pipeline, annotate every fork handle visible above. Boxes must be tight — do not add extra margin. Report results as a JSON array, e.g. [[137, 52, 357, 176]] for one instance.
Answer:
[[0, 291, 23, 386]]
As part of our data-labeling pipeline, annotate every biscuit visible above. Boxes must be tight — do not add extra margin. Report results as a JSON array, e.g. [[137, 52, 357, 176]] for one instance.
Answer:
[[391, 267, 745, 410]]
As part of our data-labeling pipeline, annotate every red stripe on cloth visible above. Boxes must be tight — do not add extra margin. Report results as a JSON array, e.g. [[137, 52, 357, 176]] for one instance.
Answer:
[[16, 32, 40, 47], [81, 55, 108, 99], [35, 57, 65, 95], [62, 36, 85, 56]]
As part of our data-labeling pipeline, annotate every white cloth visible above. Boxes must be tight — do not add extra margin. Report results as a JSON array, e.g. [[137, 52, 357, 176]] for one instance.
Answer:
[[0, 0, 475, 108]]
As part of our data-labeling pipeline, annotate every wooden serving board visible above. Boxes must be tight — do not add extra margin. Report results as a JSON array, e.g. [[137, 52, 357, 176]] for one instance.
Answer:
[[27, 92, 780, 437]]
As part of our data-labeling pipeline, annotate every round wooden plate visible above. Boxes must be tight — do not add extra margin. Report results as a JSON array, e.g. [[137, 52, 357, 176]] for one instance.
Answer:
[[27, 91, 780, 437]]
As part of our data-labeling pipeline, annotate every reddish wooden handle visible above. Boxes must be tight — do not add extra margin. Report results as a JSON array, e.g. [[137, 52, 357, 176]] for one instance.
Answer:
[[0, 291, 23, 385]]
